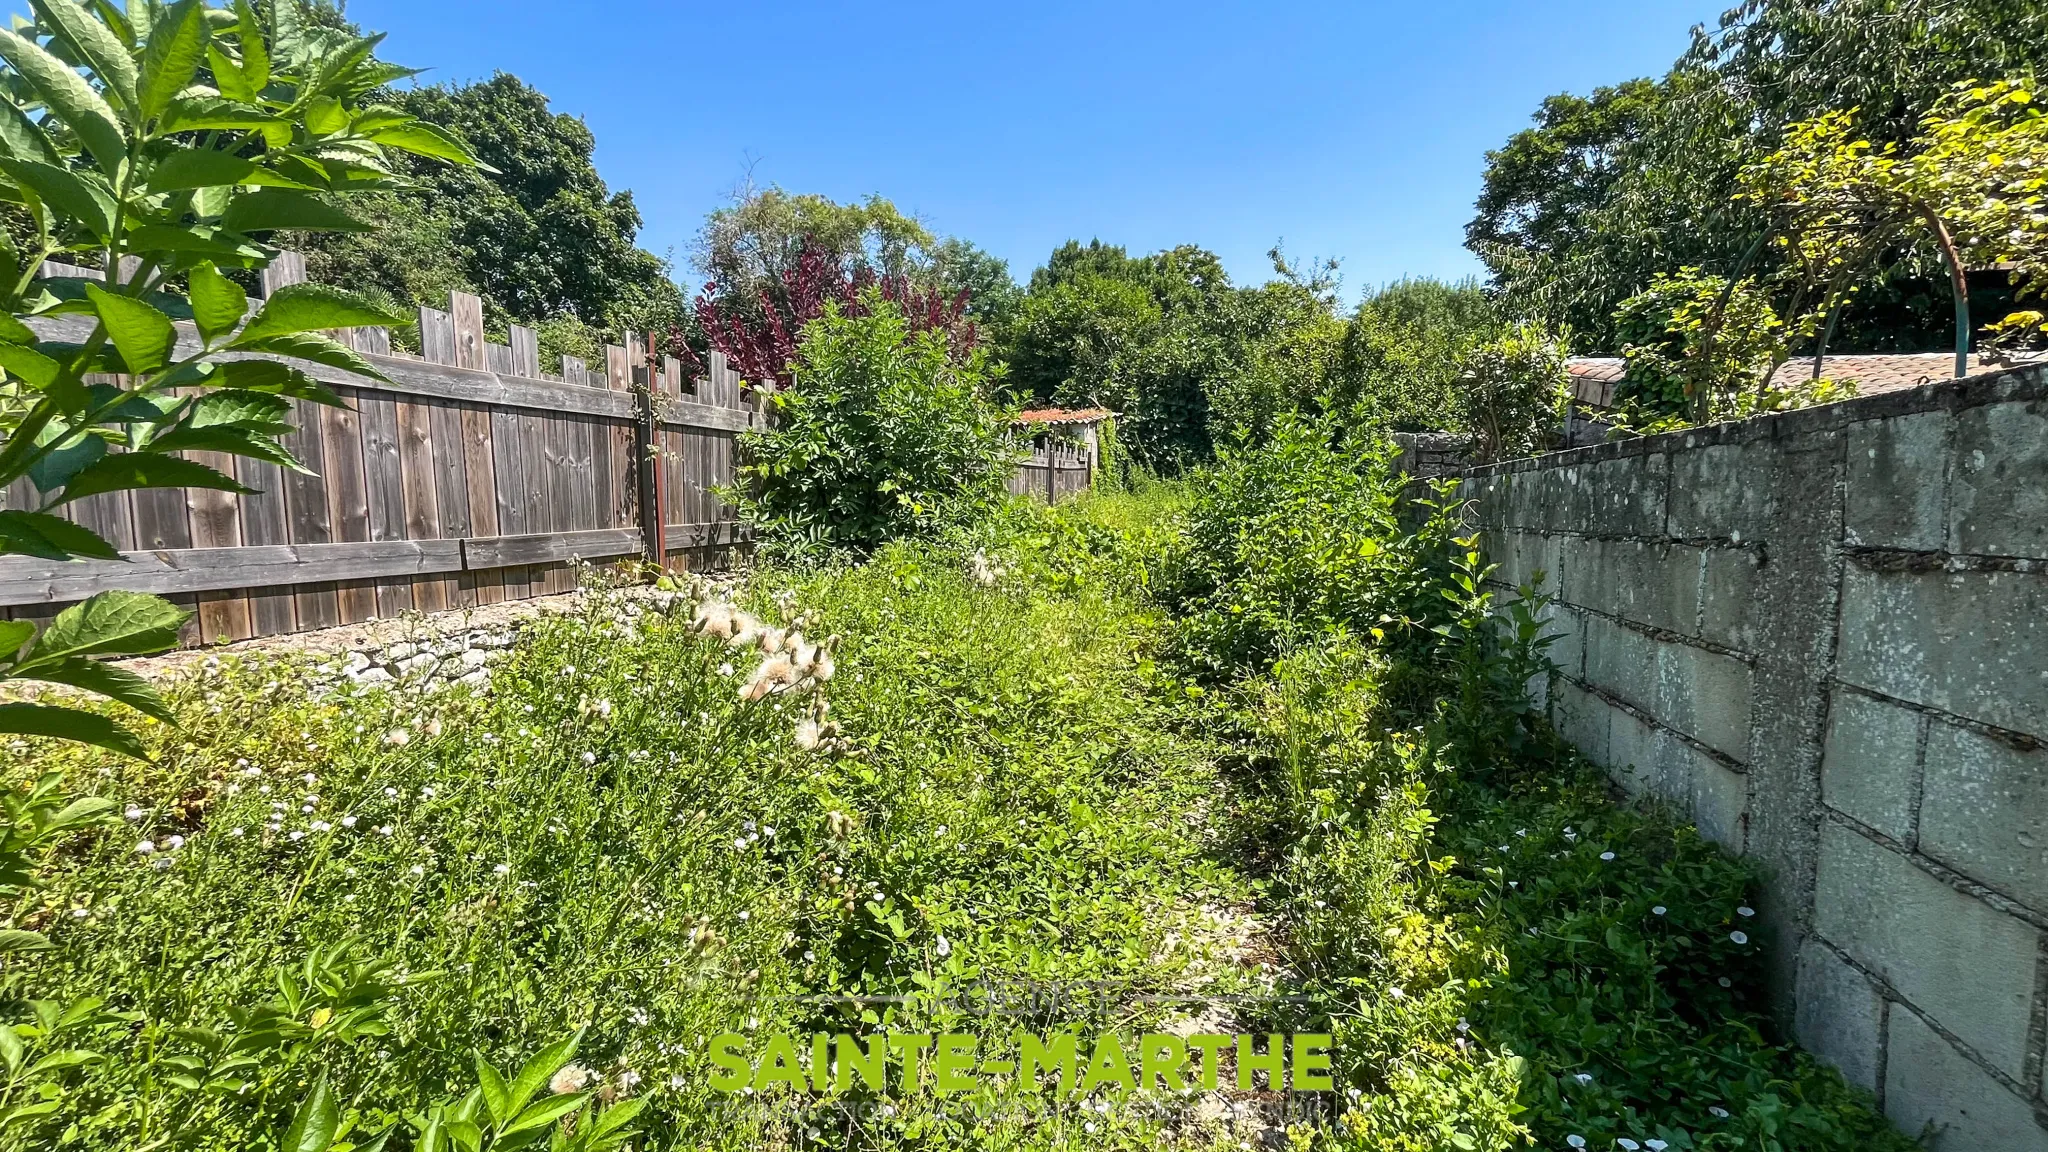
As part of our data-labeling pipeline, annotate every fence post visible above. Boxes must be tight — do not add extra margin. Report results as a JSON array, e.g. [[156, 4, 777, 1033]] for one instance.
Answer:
[[631, 334, 665, 569], [1045, 445, 1056, 504]]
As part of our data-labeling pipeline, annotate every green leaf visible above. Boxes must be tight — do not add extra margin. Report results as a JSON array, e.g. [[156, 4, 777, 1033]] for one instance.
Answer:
[[0, 99, 62, 166], [504, 1029, 582, 1120], [0, 313, 41, 345], [0, 620, 35, 660], [55, 452, 249, 505], [231, 0, 266, 92], [147, 148, 257, 191], [32, 0, 139, 113], [0, 159, 117, 240], [142, 424, 302, 471], [499, 1093, 587, 1137], [25, 657, 174, 723], [281, 1077, 339, 1152], [365, 122, 482, 167], [472, 1053, 509, 1125], [187, 262, 246, 345], [45, 796, 114, 830], [0, 510, 121, 561], [0, 929, 54, 954], [27, 426, 107, 493], [0, 1026, 22, 1074], [157, 96, 285, 136], [0, 342, 63, 387], [588, 1098, 645, 1139], [188, 389, 290, 431], [83, 283, 175, 373], [19, 590, 187, 667], [0, 28, 128, 177], [220, 190, 366, 234], [26, 1049, 100, 1074], [125, 223, 267, 264], [0, 702, 148, 758], [137, 0, 207, 124], [204, 42, 253, 103], [305, 95, 345, 136], [232, 332, 386, 383], [236, 283, 398, 344], [212, 358, 346, 405]]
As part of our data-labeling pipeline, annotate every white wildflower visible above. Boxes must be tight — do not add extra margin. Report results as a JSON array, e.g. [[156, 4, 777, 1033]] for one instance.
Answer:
[[1599, 851, 1616, 861], [1736, 906, 1755, 917], [135, 840, 156, 855], [1652, 906, 1667, 916], [793, 720, 822, 751], [166, 835, 186, 850], [550, 1063, 594, 1095], [1730, 931, 1749, 945], [342, 816, 358, 828], [385, 728, 411, 746], [935, 934, 951, 958]]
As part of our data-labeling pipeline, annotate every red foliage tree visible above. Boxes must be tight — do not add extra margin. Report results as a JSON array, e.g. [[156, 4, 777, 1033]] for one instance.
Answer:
[[675, 239, 978, 388]]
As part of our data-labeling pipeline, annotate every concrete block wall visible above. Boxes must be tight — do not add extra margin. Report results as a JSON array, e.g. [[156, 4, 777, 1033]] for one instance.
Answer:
[[1453, 364, 2048, 1149]]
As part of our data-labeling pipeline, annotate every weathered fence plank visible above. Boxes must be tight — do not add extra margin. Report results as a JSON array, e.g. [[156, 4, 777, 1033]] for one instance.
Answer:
[[4, 263, 777, 645], [0, 540, 465, 605]]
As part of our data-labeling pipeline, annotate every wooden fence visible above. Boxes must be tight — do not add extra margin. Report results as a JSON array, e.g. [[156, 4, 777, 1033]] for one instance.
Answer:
[[0, 256, 759, 647], [1007, 440, 1094, 503]]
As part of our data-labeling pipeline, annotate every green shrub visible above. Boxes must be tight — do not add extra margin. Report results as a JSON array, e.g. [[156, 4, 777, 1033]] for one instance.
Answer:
[[729, 294, 1016, 559], [1167, 415, 1464, 683], [1452, 324, 1571, 462], [1613, 270, 1789, 426]]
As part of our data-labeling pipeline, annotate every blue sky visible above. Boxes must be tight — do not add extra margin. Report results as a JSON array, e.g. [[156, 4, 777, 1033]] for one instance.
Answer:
[[344, 0, 1721, 302]]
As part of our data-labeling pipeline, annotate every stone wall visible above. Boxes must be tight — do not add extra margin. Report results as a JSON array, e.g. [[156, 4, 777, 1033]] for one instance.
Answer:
[[1453, 364, 2048, 1149]]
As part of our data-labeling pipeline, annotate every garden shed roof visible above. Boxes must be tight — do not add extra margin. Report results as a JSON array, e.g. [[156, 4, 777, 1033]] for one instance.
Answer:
[[1015, 407, 1114, 426]]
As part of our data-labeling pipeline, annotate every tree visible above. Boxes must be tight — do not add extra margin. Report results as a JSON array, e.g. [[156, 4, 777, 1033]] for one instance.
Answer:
[[1468, 78, 1667, 334], [928, 237, 1021, 330], [1332, 278, 1502, 433], [0, 0, 478, 758], [693, 187, 932, 308], [998, 240, 1351, 469], [686, 238, 975, 388], [1472, 0, 2048, 351], [289, 73, 682, 360]]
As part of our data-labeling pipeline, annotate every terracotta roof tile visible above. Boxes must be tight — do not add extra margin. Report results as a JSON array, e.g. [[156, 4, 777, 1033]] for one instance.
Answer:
[[1015, 407, 1114, 425]]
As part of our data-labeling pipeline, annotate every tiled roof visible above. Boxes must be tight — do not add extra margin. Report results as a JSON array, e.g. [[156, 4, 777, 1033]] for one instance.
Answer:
[[1015, 407, 1114, 426], [1765, 353, 2045, 396], [1566, 353, 2047, 410], [1566, 357, 1628, 384]]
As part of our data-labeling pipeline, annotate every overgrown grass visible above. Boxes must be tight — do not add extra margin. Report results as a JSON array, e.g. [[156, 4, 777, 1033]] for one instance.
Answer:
[[2, 460, 1913, 1152], [3, 518, 1257, 1150]]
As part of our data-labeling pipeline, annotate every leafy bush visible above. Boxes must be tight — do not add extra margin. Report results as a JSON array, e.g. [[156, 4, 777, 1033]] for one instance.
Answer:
[[0, 1, 477, 756], [1167, 415, 1463, 683], [1452, 323, 1571, 462], [1613, 270, 1790, 425], [1333, 277, 1503, 434], [1219, 563, 1914, 1152], [728, 295, 1015, 558]]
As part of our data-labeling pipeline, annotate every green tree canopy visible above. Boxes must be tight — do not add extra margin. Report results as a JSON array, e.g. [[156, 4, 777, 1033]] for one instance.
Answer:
[[1472, 0, 2048, 352], [291, 72, 681, 360]]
